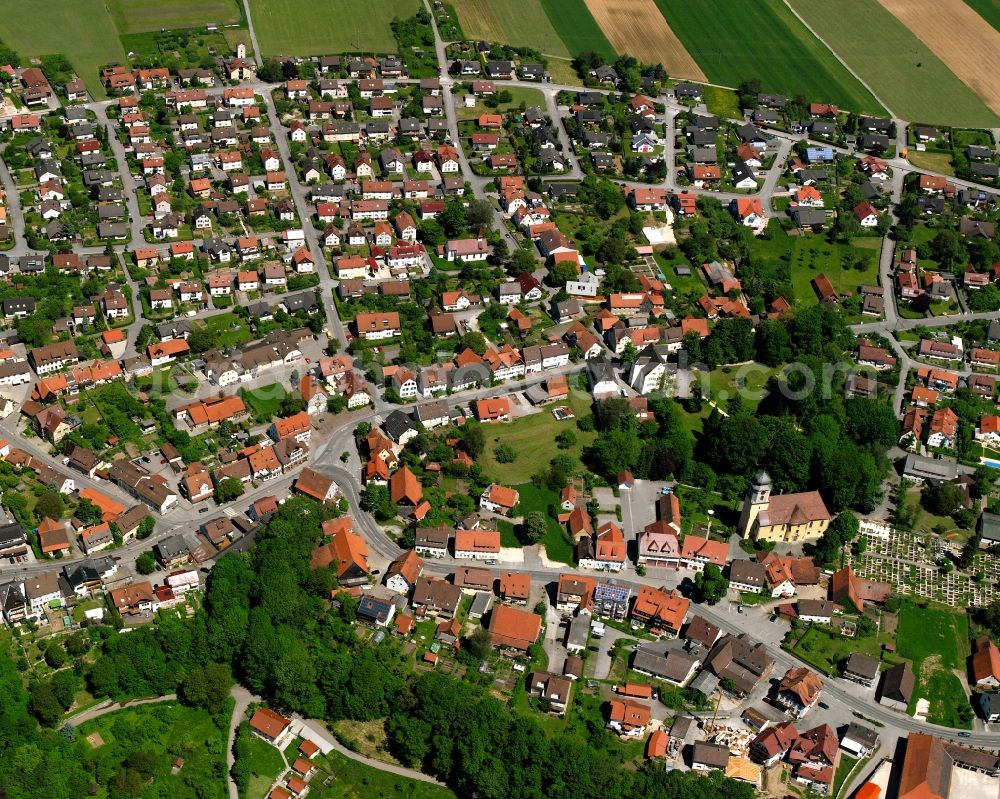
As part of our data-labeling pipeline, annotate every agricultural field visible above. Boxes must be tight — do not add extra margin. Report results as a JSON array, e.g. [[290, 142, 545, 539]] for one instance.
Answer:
[[963, 0, 1000, 33], [0, 0, 125, 99], [107, 0, 242, 33], [790, 0, 999, 126], [539, 0, 616, 61], [897, 601, 972, 728], [653, 0, 882, 113], [878, 0, 1000, 118], [450, 0, 571, 57], [247, 0, 420, 55], [582, 0, 705, 79]]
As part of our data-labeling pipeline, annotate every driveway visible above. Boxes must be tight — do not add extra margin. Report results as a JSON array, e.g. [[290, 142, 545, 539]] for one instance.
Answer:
[[591, 625, 632, 680], [620, 480, 662, 536]]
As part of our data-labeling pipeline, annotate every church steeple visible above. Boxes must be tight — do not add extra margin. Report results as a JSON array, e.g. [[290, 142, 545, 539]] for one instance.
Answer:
[[738, 471, 772, 539]]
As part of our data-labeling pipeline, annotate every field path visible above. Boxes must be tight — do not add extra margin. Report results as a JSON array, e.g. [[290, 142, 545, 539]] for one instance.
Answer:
[[877, 0, 1000, 118], [67, 693, 178, 726], [241, 0, 264, 66], [779, 0, 895, 116], [583, 0, 706, 80]]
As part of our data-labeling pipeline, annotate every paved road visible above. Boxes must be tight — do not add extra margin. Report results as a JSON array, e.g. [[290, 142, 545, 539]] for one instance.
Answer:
[[413, 555, 1000, 746], [225, 684, 444, 797], [0, 152, 25, 250], [226, 684, 255, 799], [92, 104, 147, 245], [258, 91, 347, 351]]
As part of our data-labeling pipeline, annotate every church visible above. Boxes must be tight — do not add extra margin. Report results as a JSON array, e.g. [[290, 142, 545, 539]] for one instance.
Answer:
[[738, 472, 831, 544]]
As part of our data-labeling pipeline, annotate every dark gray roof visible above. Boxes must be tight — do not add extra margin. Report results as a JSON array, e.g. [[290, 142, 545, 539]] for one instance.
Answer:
[[879, 661, 914, 703], [979, 511, 1000, 543], [3, 297, 35, 315], [845, 652, 880, 679], [632, 644, 698, 682], [732, 160, 755, 184], [692, 741, 730, 768], [383, 409, 417, 441], [729, 559, 765, 587], [794, 208, 828, 226], [0, 581, 26, 614], [357, 595, 394, 623], [843, 722, 879, 749], [283, 292, 318, 313], [0, 523, 26, 548], [588, 356, 616, 384], [903, 453, 958, 483], [979, 691, 1000, 717], [154, 534, 190, 561]]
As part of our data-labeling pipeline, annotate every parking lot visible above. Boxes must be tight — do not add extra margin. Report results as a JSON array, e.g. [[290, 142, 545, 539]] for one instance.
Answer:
[[620, 479, 666, 536]]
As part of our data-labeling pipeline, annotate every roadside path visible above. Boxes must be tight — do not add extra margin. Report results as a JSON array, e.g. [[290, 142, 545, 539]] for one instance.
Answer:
[[66, 692, 177, 726]]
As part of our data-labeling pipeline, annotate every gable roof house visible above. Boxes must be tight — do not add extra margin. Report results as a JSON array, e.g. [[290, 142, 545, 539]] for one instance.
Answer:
[[775, 667, 823, 718]]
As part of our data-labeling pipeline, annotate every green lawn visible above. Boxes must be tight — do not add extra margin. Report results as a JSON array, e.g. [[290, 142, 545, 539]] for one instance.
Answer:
[[538, 0, 616, 61], [0, 0, 126, 99], [963, 0, 1000, 33], [241, 383, 287, 420], [245, 734, 286, 799], [953, 128, 994, 148], [513, 482, 576, 564], [497, 519, 520, 548], [789, 623, 896, 676], [204, 311, 253, 348], [789, 0, 998, 126], [655, 253, 708, 297], [700, 363, 780, 412], [107, 0, 242, 33], [833, 754, 861, 798], [897, 601, 972, 728], [906, 150, 956, 176], [309, 749, 456, 799], [898, 602, 967, 670], [701, 86, 742, 119], [653, 0, 882, 113], [77, 701, 229, 799], [450, 0, 572, 58], [747, 229, 880, 307], [456, 87, 547, 120], [247, 0, 420, 54], [479, 390, 596, 484]]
